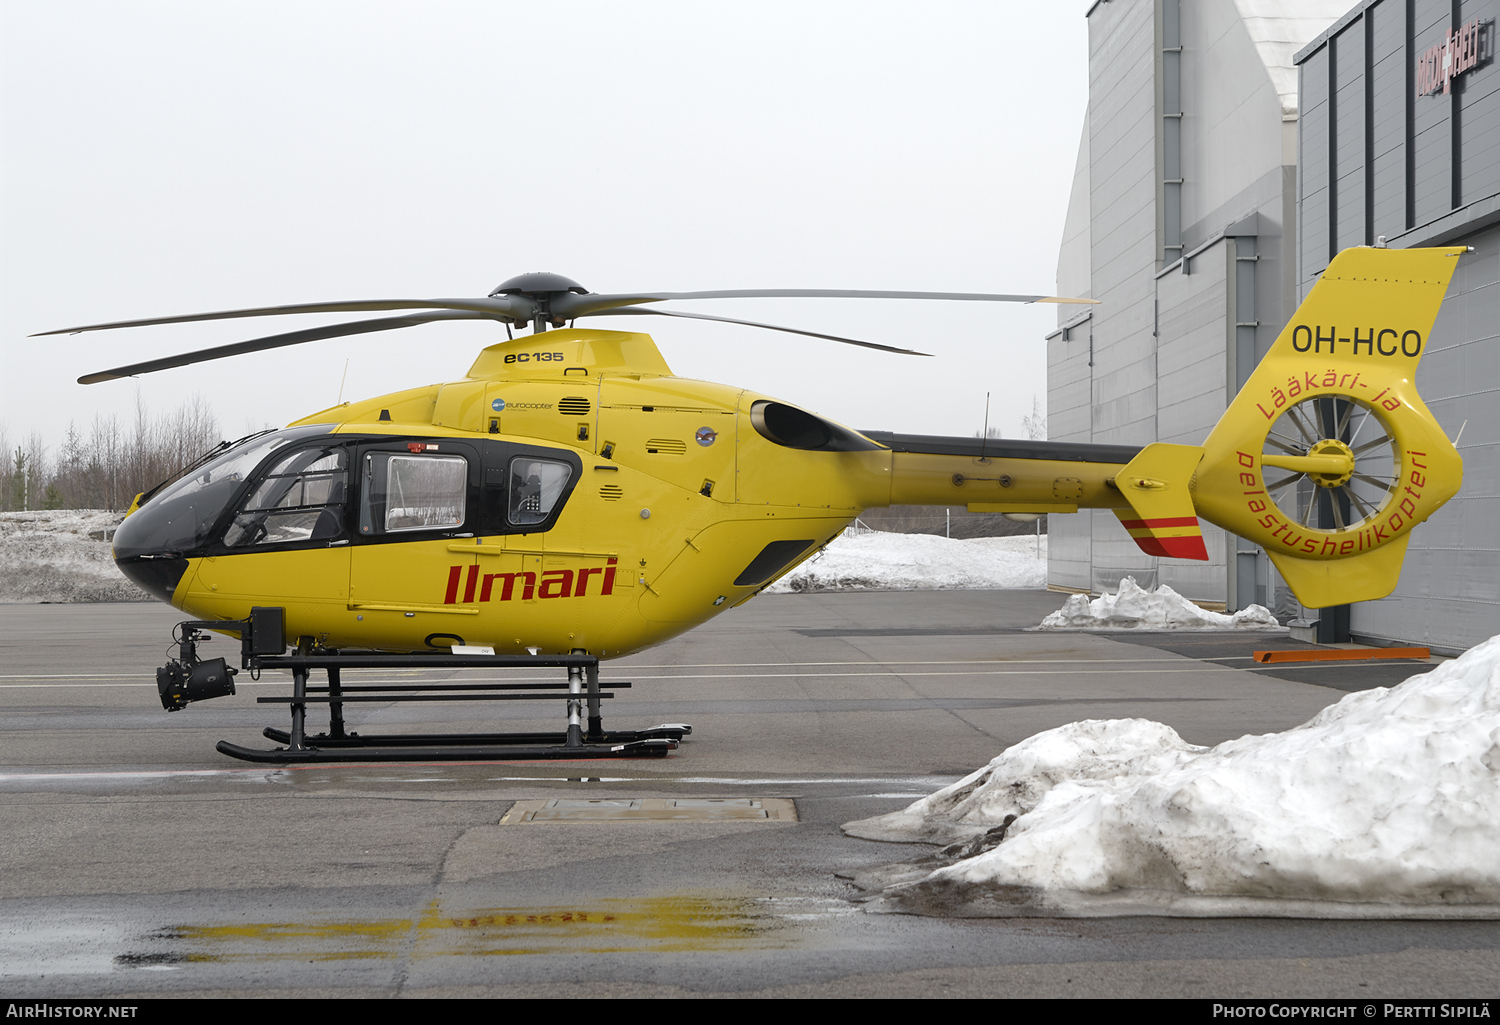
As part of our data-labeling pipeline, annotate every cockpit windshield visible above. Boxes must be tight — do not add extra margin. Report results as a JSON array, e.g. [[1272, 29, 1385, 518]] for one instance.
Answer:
[[224, 447, 348, 547], [112, 425, 334, 559]]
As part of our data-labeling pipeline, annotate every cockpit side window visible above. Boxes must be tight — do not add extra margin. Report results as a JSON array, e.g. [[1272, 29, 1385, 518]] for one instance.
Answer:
[[224, 447, 348, 548]]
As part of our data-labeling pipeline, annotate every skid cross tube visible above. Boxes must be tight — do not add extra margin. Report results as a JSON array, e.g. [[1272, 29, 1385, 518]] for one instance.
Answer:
[[254, 692, 620, 703]]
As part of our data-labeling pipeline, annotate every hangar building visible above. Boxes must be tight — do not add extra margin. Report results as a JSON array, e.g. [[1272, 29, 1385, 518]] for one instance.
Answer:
[[1047, 0, 1499, 653]]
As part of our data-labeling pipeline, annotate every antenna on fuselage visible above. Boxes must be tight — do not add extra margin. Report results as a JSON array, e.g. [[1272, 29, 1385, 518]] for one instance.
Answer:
[[980, 392, 991, 463]]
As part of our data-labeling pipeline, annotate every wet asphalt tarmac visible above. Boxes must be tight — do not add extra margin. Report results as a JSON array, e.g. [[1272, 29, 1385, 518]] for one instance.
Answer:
[[0, 593, 1495, 998]]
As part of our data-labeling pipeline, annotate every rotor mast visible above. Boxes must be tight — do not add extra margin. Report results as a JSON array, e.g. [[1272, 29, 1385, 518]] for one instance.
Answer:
[[489, 271, 587, 337]]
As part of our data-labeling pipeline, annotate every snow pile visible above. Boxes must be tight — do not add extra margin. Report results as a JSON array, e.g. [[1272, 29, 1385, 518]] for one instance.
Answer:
[[766, 531, 1047, 593], [0, 510, 149, 603], [844, 639, 1500, 918], [1037, 576, 1281, 630]]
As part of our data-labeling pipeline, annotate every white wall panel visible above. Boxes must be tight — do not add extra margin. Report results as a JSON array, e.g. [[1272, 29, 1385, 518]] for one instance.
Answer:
[[1351, 225, 1500, 650], [1052, 0, 1312, 605]]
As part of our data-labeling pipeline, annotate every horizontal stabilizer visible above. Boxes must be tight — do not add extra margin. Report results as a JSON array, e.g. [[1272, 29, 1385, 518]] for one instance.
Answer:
[[1113, 443, 1209, 561]]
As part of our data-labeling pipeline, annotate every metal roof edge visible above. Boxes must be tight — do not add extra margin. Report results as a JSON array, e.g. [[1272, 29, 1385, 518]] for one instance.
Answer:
[[1295, 0, 1376, 64], [1046, 309, 1092, 342], [1386, 193, 1500, 249], [1155, 214, 1260, 280]]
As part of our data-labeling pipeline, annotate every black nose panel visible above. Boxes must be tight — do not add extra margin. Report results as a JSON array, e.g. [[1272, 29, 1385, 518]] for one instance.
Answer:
[[117, 555, 190, 605]]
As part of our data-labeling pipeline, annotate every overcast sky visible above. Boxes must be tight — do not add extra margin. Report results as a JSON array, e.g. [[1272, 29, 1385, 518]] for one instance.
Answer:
[[2, 1, 1090, 455]]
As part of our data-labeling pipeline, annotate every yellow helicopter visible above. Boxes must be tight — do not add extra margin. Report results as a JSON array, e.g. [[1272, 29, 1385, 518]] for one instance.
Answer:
[[40, 245, 1466, 761]]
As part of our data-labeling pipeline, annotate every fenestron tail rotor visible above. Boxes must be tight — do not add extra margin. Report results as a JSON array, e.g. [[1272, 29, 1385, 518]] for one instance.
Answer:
[[1260, 396, 1398, 534], [1191, 245, 1467, 609], [39, 273, 1098, 384]]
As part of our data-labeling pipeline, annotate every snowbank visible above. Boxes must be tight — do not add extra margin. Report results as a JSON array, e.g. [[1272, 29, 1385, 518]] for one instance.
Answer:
[[766, 531, 1046, 593], [1037, 576, 1281, 630], [0, 511, 149, 603], [843, 639, 1500, 918]]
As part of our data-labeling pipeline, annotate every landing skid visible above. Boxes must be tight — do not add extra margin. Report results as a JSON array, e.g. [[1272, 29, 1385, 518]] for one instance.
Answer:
[[259, 724, 692, 747], [222, 652, 688, 763], [159, 611, 689, 764], [216, 738, 678, 763], [233, 722, 692, 762]]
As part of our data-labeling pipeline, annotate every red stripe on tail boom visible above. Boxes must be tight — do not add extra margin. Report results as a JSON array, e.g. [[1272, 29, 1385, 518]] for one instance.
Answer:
[[1118, 516, 1201, 529]]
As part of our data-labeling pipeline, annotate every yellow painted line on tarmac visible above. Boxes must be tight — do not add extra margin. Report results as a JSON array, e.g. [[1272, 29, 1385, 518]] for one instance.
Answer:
[[0, 657, 1246, 679], [0, 673, 157, 679], [0, 656, 1229, 685], [0, 668, 1247, 692], [0, 766, 949, 784], [0, 666, 1244, 688], [15, 655, 1382, 689], [0, 679, 303, 688], [621, 658, 1218, 667], [583, 668, 1242, 679]]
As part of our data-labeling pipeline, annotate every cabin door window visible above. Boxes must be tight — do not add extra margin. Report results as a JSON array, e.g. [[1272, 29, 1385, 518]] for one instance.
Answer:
[[359, 453, 469, 535]]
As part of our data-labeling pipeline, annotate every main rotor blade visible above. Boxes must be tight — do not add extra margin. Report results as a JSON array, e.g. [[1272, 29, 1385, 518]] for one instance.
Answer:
[[575, 306, 932, 356], [554, 288, 1099, 318], [77, 310, 494, 384], [38, 296, 529, 337]]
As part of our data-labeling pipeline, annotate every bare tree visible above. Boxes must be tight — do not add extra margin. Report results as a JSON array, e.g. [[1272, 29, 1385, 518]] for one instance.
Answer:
[[1019, 394, 1046, 441], [0, 399, 222, 511], [53, 422, 86, 508], [91, 412, 123, 510], [22, 432, 49, 511], [0, 425, 11, 512]]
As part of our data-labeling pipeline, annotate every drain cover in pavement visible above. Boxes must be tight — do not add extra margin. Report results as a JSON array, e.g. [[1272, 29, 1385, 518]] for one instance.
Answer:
[[501, 798, 797, 822]]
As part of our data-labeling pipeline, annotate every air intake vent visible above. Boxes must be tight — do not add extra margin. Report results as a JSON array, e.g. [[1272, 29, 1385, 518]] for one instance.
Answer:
[[645, 439, 687, 456], [558, 397, 591, 416], [599, 485, 624, 501]]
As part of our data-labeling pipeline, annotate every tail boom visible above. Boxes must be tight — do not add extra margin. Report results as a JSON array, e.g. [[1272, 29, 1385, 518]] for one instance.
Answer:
[[860, 246, 1467, 611], [859, 433, 1136, 514]]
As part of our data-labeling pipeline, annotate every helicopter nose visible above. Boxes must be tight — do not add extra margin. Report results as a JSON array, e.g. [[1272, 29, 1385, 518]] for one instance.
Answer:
[[115, 550, 191, 605], [112, 504, 196, 603], [111, 486, 225, 605]]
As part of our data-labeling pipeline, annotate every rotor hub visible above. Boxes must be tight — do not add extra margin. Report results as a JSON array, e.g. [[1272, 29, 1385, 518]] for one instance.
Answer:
[[490, 272, 589, 299], [1306, 438, 1356, 488]]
